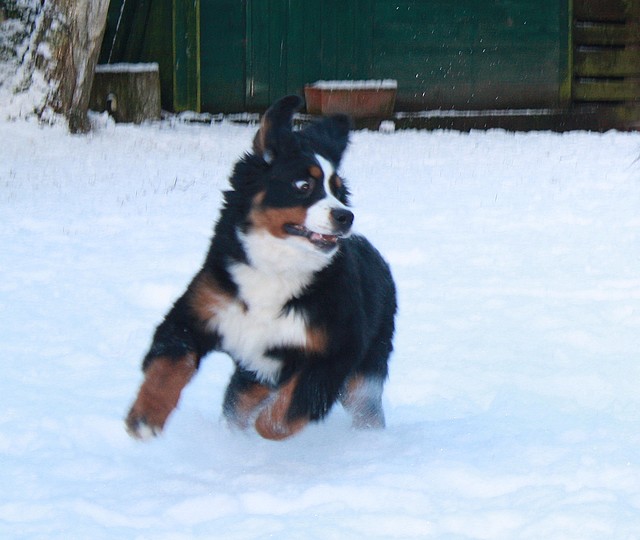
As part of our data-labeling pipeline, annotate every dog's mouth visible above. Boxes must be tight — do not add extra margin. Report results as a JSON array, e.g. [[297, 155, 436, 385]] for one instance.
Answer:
[[283, 224, 341, 251]]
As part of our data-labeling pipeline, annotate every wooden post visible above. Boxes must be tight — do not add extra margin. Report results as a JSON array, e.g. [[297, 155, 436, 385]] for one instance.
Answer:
[[90, 63, 162, 123]]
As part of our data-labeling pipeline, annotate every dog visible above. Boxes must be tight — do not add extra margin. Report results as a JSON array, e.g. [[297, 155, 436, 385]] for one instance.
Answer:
[[125, 95, 396, 441]]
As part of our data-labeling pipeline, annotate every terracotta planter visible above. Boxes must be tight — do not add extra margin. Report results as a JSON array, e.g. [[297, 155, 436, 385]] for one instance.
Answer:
[[304, 80, 397, 118]]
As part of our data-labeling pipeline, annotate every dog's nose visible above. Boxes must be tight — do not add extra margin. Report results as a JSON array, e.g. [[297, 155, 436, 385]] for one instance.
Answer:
[[330, 208, 354, 233]]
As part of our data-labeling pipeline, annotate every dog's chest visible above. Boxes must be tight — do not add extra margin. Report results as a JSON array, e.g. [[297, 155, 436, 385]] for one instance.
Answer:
[[212, 263, 311, 382]]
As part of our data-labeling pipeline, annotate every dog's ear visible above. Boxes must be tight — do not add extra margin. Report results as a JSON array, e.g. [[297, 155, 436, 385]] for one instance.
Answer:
[[253, 95, 303, 162], [302, 113, 352, 166], [321, 113, 351, 156]]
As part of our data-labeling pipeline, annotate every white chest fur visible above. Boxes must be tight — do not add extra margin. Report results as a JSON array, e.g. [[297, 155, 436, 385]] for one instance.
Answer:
[[211, 254, 313, 383]]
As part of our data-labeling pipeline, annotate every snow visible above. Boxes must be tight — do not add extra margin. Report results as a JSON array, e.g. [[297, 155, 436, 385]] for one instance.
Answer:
[[0, 2, 59, 124], [395, 108, 557, 118], [1, 113, 640, 539], [309, 79, 398, 90], [95, 63, 160, 74]]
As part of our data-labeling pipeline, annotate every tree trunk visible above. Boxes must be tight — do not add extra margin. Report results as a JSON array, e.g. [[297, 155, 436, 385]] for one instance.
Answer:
[[24, 0, 110, 132]]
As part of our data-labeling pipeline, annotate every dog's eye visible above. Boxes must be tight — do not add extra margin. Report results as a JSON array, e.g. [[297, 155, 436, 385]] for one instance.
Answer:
[[292, 179, 314, 194]]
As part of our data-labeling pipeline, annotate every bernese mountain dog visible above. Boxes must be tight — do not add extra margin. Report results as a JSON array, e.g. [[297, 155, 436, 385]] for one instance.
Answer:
[[125, 95, 396, 441]]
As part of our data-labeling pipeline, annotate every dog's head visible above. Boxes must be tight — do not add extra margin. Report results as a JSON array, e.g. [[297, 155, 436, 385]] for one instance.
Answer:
[[229, 95, 353, 272]]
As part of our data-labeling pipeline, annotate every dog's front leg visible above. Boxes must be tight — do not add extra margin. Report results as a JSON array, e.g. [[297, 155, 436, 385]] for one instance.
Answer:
[[125, 294, 208, 440], [125, 352, 199, 440], [125, 271, 228, 439]]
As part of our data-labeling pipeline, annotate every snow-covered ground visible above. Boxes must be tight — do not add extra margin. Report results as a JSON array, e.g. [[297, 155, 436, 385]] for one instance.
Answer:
[[1, 115, 639, 539]]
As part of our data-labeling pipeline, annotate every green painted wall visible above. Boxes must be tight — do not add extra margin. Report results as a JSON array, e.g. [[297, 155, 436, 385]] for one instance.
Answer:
[[100, 0, 571, 113], [173, 0, 200, 112], [200, 0, 246, 112], [240, 0, 374, 110], [371, 0, 570, 109]]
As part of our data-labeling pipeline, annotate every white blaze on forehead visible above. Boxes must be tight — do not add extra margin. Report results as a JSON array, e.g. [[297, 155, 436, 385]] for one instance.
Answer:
[[305, 154, 350, 235], [315, 154, 335, 185]]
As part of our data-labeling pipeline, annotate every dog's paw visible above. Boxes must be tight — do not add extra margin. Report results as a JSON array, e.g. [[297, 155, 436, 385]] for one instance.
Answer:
[[253, 375, 308, 440], [254, 408, 308, 441], [125, 408, 163, 441], [123, 355, 198, 441]]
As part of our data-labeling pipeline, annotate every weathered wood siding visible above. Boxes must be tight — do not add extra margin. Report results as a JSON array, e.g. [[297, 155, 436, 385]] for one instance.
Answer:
[[573, 0, 640, 104]]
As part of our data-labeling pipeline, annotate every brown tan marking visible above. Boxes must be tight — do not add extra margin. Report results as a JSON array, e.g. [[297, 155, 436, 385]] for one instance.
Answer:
[[254, 375, 308, 440], [125, 354, 197, 438], [252, 115, 271, 156], [188, 271, 233, 324], [249, 205, 308, 239], [309, 165, 323, 180], [252, 190, 266, 206], [305, 326, 328, 354], [228, 383, 272, 430]]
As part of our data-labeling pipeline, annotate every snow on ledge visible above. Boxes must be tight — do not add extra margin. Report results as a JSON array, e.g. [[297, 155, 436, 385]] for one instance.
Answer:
[[395, 108, 559, 118], [309, 79, 398, 90], [95, 63, 160, 74]]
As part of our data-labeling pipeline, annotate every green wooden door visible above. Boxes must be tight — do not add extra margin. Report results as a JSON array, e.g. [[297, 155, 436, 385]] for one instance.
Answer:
[[102, 0, 572, 114], [371, 0, 570, 110], [173, 0, 201, 112], [200, 0, 247, 113], [201, 0, 569, 113], [244, 0, 373, 111]]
